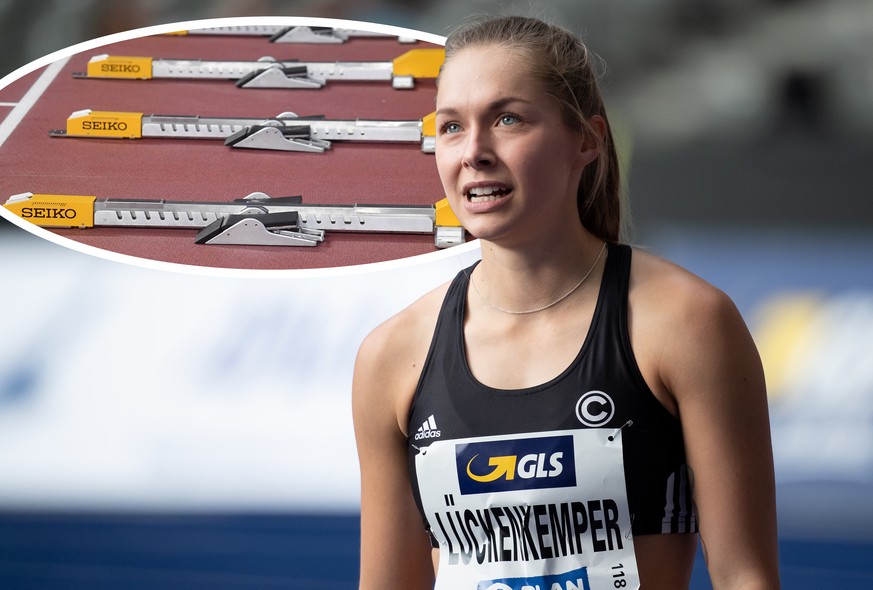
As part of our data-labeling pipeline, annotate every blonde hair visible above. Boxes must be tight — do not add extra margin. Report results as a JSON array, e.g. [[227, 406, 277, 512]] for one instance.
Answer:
[[442, 16, 623, 242]]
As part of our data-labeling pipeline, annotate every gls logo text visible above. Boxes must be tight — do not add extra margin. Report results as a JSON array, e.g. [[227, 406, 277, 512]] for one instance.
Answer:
[[456, 435, 576, 495]]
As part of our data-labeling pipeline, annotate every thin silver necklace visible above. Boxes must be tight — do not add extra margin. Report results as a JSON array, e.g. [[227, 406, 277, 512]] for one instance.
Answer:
[[470, 242, 607, 315]]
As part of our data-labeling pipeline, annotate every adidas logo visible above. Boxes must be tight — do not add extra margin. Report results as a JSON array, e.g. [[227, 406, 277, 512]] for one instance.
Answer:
[[414, 415, 441, 441]]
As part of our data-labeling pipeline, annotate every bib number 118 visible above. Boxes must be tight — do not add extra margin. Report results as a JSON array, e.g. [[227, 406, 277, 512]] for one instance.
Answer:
[[611, 563, 627, 588]]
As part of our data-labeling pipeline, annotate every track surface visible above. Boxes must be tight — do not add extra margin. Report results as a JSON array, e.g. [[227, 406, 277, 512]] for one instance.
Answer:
[[0, 33, 447, 270]]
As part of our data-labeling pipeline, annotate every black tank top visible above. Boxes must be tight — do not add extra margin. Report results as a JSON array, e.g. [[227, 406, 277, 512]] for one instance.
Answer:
[[407, 243, 698, 537]]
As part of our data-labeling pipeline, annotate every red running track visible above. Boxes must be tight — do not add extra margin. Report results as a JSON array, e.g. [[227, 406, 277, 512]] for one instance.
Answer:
[[0, 31, 449, 270]]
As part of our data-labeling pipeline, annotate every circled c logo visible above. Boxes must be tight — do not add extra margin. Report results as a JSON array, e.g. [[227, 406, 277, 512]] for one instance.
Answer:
[[575, 390, 615, 427]]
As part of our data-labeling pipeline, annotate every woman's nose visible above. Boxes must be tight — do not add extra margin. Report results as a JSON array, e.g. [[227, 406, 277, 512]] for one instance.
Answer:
[[461, 127, 495, 169]]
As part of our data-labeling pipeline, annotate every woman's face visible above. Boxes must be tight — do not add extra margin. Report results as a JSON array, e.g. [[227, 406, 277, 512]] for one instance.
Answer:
[[434, 44, 599, 246]]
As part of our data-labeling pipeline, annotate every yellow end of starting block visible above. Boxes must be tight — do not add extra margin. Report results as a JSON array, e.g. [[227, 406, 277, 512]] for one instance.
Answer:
[[86, 55, 153, 79], [66, 110, 143, 139], [421, 112, 436, 139], [434, 198, 461, 227], [392, 49, 444, 79], [4, 193, 96, 228]]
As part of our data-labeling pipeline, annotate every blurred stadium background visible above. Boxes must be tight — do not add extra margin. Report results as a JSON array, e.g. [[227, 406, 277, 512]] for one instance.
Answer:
[[1, 0, 872, 588]]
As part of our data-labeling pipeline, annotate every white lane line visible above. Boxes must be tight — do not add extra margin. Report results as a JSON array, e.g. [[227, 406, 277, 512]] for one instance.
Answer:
[[0, 57, 69, 149], [0, 102, 18, 107]]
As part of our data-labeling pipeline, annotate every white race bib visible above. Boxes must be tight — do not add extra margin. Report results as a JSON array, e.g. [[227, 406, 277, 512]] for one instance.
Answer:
[[415, 428, 640, 590]]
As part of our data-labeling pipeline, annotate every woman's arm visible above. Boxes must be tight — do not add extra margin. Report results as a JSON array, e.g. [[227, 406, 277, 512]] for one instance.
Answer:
[[660, 278, 780, 589], [353, 320, 436, 590]]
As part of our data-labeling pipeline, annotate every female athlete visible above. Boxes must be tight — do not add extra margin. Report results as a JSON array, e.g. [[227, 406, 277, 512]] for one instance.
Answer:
[[353, 15, 779, 590]]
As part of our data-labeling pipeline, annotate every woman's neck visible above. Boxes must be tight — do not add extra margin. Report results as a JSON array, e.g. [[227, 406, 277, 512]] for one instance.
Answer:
[[471, 226, 607, 316]]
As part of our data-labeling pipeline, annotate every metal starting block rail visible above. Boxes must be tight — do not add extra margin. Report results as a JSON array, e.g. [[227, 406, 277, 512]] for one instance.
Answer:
[[74, 48, 444, 89], [4, 192, 464, 249], [171, 25, 417, 44], [49, 109, 438, 153]]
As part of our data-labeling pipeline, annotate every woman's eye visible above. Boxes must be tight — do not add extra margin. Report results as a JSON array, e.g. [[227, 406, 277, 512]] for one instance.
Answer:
[[498, 114, 520, 126], [440, 122, 462, 134]]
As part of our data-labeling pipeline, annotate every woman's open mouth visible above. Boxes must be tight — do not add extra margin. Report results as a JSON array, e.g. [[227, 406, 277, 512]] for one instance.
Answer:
[[466, 185, 511, 203]]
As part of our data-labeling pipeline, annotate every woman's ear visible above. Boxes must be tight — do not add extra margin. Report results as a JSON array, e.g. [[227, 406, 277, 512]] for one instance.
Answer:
[[578, 115, 607, 166], [588, 115, 607, 143]]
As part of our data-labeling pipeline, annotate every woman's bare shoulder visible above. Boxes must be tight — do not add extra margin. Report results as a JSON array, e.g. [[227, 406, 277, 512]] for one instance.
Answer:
[[629, 246, 735, 320], [627, 246, 758, 402], [355, 279, 453, 382], [353, 279, 454, 435]]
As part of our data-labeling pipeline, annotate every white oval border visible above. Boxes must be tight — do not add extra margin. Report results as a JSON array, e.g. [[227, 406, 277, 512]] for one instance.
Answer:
[[0, 15, 466, 280]]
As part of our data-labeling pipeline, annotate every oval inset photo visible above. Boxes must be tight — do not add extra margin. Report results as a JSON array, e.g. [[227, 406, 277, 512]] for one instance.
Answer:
[[0, 16, 465, 271]]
